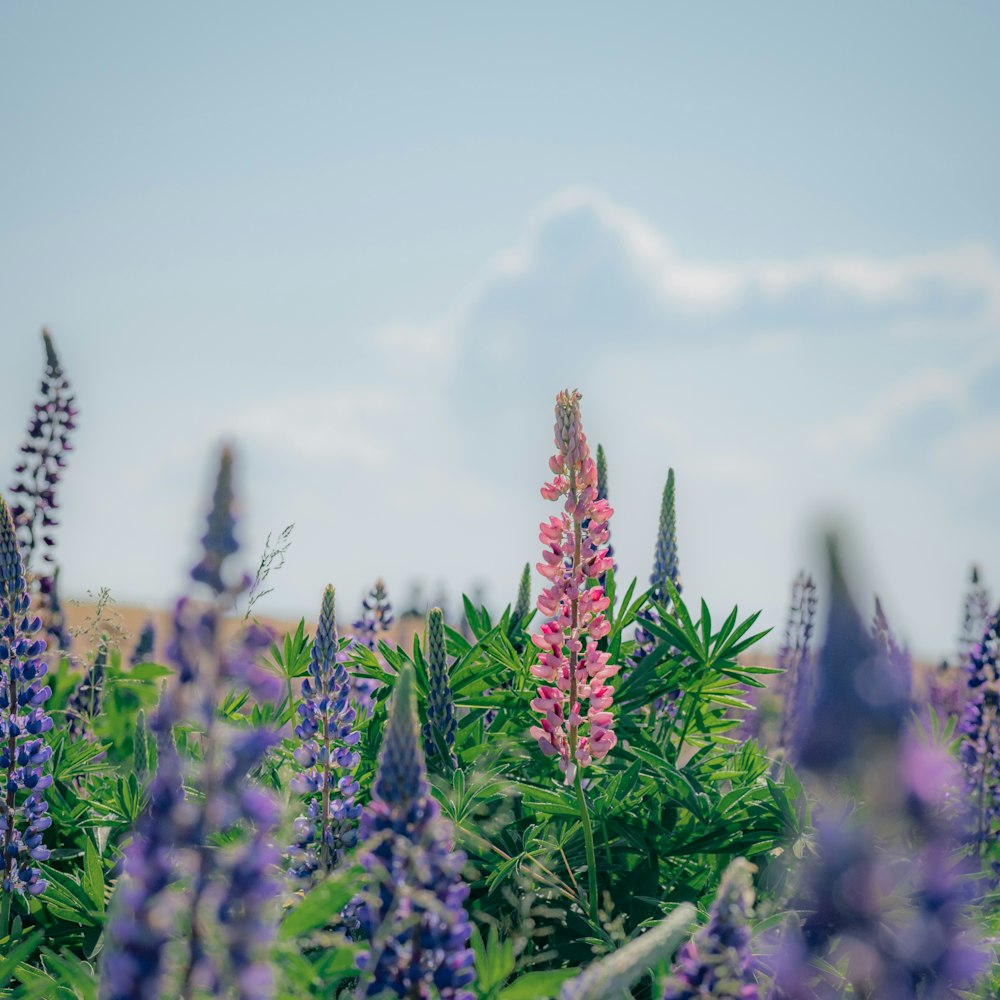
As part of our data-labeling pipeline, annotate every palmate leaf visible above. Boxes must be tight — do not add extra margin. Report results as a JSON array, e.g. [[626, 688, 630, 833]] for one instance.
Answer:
[[470, 923, 516, 997], [0, 932, 44, 992], [279, 865, 364, 939], [496, 969, 580, 1000]]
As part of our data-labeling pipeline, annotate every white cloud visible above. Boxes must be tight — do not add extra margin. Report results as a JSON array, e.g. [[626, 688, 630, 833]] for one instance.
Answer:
[[377, 186, 1000, 371]]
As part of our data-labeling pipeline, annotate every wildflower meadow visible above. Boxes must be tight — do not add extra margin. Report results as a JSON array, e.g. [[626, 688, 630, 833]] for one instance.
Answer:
[[1, 331, 998, 1000]]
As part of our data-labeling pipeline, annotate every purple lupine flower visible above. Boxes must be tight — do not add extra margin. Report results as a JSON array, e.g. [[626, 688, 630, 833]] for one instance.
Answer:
[[0, 495, 53, 909], [7, 330, 78, 652], [928, 567, 993, 719], [351, 577, 393, 715], [958, 608, 1000, 860], [795, 545, 907, 778], [130, 620, 156, 667], [66, 637, 108, 740], [190, 447, 240, 596], [101, 448, 281, 1000], [776, 573, 817, 754], [288, 585, 361, 880], [770, 538, 986, 1000], [355, 665, 475, 1000], [662, 858, 760, 1000], [423, 607, 458, 771]]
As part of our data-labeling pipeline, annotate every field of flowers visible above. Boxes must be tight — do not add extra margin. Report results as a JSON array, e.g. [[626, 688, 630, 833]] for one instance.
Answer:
[[1, 331, 998, 999]]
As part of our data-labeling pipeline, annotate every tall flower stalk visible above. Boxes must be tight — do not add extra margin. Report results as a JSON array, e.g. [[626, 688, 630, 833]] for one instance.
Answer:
[[513, 563, 532, 625], [289, 585, 361, 880], [529, 390, 617, 924], [958, 608, 1000, 862], [355, 666, 474, 999], [101, 449, 281, 1000], [958, 566, 992, 668], [0, 496, 52, 933], [351, 578, 393, 715], [423, 607, 458, 771], [594, 443, 615, 582], [8, 330, 78, 651], [67, 636, 108, 740], [776, 573, 817, 754], [130, 620, 156, 667], [633, 468, 682, 668]]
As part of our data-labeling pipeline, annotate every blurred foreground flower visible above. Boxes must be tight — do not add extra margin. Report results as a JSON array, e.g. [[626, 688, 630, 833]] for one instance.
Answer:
[[771, 537, 986, 1000], [661, 859, 760, 1000], [101, 448, 281, 1000]]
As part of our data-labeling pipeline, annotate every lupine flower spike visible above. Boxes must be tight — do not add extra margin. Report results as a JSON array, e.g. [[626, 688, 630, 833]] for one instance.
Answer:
[[101, 448, 281, 1000], [132, 709, 150, 780], [67, 636, 108, 740], [594, 443, 616, 582], [351, 578, 393, 715], [8, 330, 78, 651], [530, 389, 618, 786], [355, 665, 475, 999], [513, 563, 532, 625], [776, 574, 817, 755], [130, 620, 156, 667], [959, 566, 992, 667], [959, 609, 1000, 861], [423, 607, 458, 770], [633, 468, 682, 667], [289, 585, 362, 880], [0, 496, 52, 916], [661, 859, 760, 1000]]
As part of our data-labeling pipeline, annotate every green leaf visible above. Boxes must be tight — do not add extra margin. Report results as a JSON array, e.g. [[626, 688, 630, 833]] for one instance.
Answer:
[[496, 969, 579, 1000], [127, 662, 173, 680], [279, 866, 364, 939], [0, 931, 43, 990], [82, 837, 105, 914]]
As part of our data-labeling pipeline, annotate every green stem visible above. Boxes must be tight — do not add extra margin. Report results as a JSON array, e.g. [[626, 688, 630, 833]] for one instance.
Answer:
[[574, 769, 599, 926], [0, 890, 9, 939], [285, 673, 295, 725]]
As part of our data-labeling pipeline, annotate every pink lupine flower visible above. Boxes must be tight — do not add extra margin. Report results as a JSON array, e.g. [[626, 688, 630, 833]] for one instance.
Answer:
[[528, 389, 619, 785]]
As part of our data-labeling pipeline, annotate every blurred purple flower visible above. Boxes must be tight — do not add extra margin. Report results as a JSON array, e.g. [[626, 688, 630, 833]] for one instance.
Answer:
[[101, 448, 281, 1000], [662, 858, 760, 1000]]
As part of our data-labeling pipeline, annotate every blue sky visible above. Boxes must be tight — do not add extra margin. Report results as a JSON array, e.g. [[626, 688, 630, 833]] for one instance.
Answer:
[[1, 3, 998, 657]]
